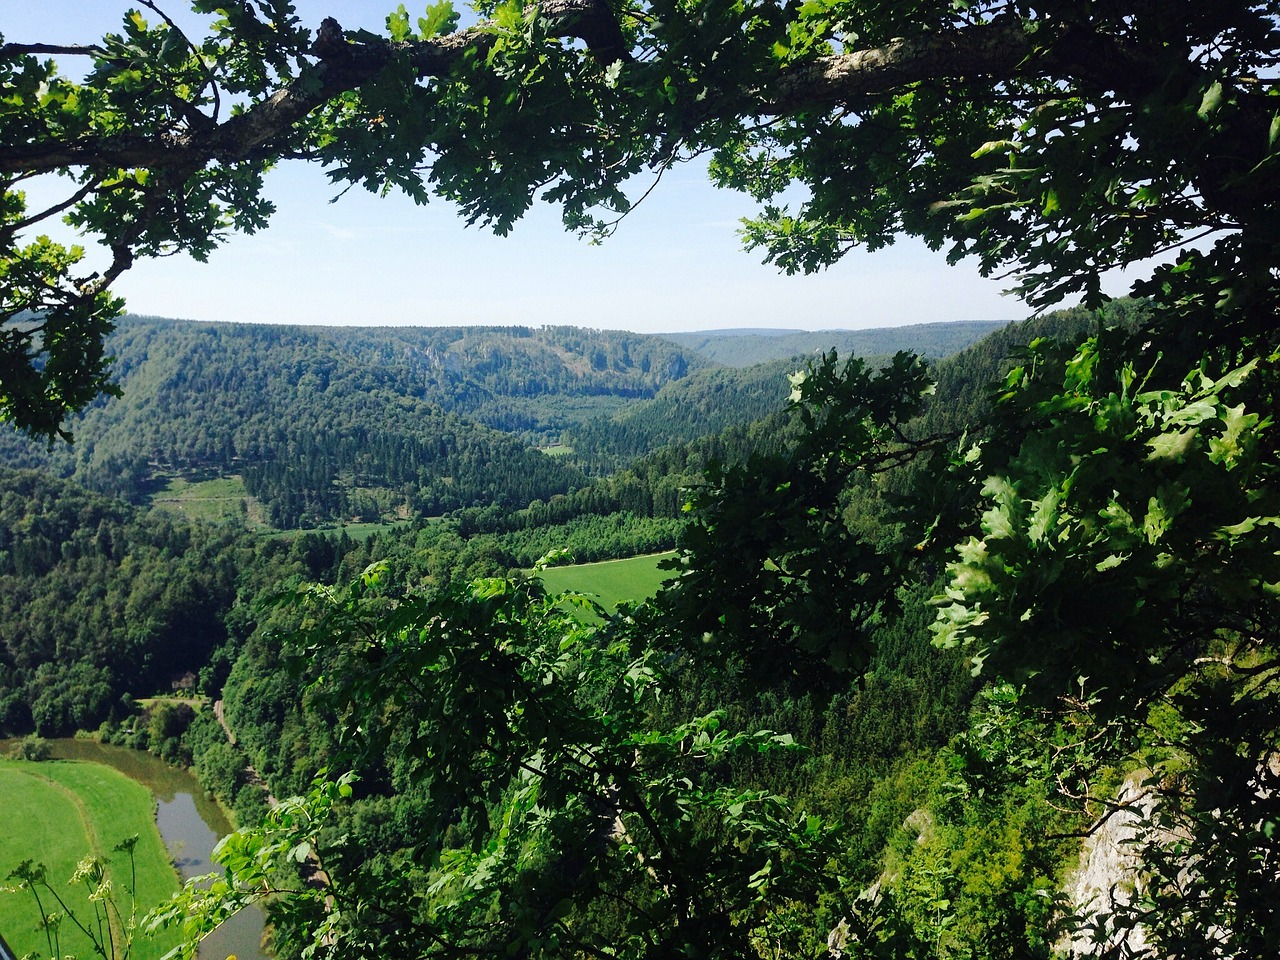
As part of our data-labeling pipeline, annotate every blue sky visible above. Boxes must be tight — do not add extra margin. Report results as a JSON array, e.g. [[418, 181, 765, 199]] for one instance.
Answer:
[[5, 2, 1088, 333]]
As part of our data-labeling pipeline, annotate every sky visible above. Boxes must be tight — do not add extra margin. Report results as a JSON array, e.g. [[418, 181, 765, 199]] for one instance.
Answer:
[[3, 2, 1111, 334]]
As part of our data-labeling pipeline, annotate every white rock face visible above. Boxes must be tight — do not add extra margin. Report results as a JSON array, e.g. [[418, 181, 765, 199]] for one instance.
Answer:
[[1063, 773, 1154, 956]]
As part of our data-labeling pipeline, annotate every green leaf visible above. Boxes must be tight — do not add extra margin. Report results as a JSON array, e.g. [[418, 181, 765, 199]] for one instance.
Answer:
[[1146, 429, 1197, 461], [1027, 487, 1061, 544], [387, 5, 412, 41], [419, 1, 460, 38], [1198, 80, 1225, 118], [971, 139, 1020, 159]]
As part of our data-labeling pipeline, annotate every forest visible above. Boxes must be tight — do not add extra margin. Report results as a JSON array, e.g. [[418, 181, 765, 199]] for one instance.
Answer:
[[0, 318, 711, 526], [0, 316, 1006, 527], [3, 0, 1279, 958], [0, 312, 1016, 738], [2, 301, 1175, 960]]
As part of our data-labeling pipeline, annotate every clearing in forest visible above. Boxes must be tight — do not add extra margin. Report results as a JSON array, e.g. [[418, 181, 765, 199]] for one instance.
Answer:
[[535, 551, 677, 615]]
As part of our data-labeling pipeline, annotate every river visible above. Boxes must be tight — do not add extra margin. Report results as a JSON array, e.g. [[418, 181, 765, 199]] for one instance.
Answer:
[[32, 738, 267, 960]]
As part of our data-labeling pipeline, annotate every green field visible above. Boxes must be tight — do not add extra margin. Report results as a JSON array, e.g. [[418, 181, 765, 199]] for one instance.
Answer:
[[0, 758, 180, 960], [149, 474, 253, 523], [534, 551, 677, 615], [333, 519, 414, 541]]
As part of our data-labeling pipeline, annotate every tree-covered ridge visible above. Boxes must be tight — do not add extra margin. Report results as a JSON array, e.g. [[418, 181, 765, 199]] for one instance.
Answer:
[[314, 321, 706, 431], [0, 315, 1000, 528], [1, 316, 707, 526], [567, 315, 1073, 477], [565, 358, 798, 474], [666, 321, 1008, 368], [0, 310, 708, 444]]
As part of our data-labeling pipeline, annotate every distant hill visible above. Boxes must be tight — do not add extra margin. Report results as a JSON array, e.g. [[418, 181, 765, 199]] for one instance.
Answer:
[[567, 321, 1013, 472], [666, 320, 1010, 367], [0, 317, 708, 528], [0, 315, 1030, 529]]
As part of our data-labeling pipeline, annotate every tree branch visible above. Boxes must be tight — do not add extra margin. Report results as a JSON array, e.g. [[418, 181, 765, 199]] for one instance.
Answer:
[[0, 176, 103, 239], [2, 9, 1272, 227], [0, 15, 1099, 176], [763, 18, 1037, 112], [1, 42, 106, 57], [0, 0, 626, 176]]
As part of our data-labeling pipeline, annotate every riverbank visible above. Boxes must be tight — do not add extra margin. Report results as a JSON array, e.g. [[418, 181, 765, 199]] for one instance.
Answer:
[[0, 752, 180, 960], [0, 738, 266, 960]]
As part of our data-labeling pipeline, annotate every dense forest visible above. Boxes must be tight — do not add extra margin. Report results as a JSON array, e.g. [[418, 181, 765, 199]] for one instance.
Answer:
[[0, 317, 1001, 528], [1, 306, 1139, 960], [0, 314, 1014, 738], [0, 470, 241, 734], [0, 318, 709, 526]]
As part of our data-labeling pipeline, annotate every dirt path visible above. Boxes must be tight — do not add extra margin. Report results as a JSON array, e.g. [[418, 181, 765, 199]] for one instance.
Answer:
[[212, 699, 278, 808], [211, 699, 236, 746], [210, 704, 334, 945]]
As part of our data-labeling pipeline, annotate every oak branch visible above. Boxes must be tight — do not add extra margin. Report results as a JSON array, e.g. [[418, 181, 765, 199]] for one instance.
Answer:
[[0, 9, 1214, 176]]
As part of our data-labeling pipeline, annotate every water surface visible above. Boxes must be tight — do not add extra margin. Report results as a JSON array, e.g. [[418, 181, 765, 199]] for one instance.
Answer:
[[35, 738, 268, 960]]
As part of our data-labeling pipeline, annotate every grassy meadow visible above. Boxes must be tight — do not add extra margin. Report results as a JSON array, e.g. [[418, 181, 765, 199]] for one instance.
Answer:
[[0, 757, 180, 960], [535, 551, 677, 615], [152, 474, 421, 539], [333, 519, 415, 541], [149, 474, 254, 523]]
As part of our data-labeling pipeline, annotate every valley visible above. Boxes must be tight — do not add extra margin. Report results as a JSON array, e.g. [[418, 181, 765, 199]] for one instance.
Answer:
[[1, 299, 1265, 960], [3, 2, 1278, 955]]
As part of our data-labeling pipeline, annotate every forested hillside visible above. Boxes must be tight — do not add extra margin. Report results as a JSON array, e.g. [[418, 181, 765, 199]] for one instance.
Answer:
[[0, 306, 1102, 740], [0, 470, 248, 734], [0, 316, 997, 528], [0, 318, 707, 526], [564, 358, 798, 473], [0, 307, 1037, 732]]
